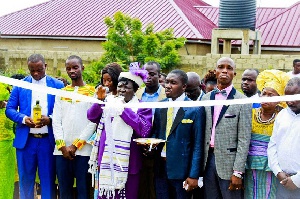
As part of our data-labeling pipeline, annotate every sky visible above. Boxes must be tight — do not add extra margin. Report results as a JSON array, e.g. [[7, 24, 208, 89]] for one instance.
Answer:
[[0, 0, 299, 16]]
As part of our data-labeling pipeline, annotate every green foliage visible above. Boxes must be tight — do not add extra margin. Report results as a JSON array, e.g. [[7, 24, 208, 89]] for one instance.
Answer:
[[0, 68, 27, 77], [82, 60, 103, 86], [84, 11, 186, 85]]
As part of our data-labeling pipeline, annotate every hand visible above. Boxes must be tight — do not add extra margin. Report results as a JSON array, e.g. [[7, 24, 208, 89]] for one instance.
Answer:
[[35, 115, 51, 128], [228, 175, 243, 191], [24, 117, 36, 128], [277, 172, 289, 182], [139, 143, 158, 157], [96, 85, 107, 101], [69, 145, 77, 158], [60, 146, 74, 160], [280, 177, 298, 190], [184, 177, 198, 192]]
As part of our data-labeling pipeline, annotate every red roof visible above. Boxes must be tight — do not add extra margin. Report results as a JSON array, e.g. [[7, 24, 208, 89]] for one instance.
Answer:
[[257, 3, 300, 46], [195, 2, 300, 47], [0, 0, 299, 47], [0, 0, 213, 39]]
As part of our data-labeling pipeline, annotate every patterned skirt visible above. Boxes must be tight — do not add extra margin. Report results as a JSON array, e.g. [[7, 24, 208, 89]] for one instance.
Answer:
[[245, 169, 277, 199]]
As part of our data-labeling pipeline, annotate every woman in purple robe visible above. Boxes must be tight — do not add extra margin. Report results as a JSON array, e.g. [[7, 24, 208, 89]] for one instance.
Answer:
[[87, 63, 152, 199]]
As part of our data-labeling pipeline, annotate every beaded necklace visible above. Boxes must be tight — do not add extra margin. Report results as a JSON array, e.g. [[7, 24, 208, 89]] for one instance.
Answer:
[[256, 108, 276, 124]]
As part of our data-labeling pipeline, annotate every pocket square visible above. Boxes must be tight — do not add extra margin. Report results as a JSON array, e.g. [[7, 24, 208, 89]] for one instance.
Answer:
[[224, 114, 236, 118], [181, 119, 193, 123]]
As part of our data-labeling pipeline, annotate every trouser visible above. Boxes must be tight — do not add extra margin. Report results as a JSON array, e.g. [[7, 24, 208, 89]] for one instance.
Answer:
[[155, 159, 191, 199], [276, 180, 300, 199], [138, 156, 156, 199], [56, 155, 91, 199], [203, 152, 243, 199], [16, 136, 55, 199]]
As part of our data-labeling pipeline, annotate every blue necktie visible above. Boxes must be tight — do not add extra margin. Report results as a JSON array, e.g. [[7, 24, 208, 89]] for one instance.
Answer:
[[214, 89, 227, 96]]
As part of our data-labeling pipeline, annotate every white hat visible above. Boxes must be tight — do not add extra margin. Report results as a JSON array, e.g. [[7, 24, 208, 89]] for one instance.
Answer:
[[118, 62, 149, 87], [119, 72, 143, 87]]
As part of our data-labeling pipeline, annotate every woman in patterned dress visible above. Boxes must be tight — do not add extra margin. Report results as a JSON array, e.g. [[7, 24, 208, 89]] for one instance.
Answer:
[[0, 83, 15, 199], [245, 70, 290, 199]]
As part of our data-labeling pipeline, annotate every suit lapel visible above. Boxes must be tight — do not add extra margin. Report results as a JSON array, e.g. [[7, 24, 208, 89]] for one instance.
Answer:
[[169, 96, 190, 135], [160, 108, 168, 139], [46, 76, 51, 115], [216, 87, 236, 126], [159, 98, 168, 139], [210, 91, 216, 126], [169, 107, 185, 135], [26, 77, 33, 115]]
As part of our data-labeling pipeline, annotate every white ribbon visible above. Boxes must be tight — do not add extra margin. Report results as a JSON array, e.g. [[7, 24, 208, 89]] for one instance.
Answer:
[[2, 75, 300, 108]]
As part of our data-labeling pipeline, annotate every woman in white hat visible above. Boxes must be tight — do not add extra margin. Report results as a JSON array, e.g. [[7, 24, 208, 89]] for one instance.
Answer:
[[87, 62, 152, 199]]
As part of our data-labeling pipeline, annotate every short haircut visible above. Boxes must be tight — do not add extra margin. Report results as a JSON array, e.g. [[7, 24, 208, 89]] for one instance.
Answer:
[[293, 59, 300, 65], [145, 61, 161, 73], [169, 69, 188, 85], [11, 74, 25, 80], [204, 70, 217, 85], [286, 77, 300, 87], [217, 57, 235, 68], [244, 68, 259, 76], [118, 77, 139, 92], [187, 72, 201, 84], [66, 55, 83, 66], [101, 63, 123, 89], [27, 54, 45, 64]]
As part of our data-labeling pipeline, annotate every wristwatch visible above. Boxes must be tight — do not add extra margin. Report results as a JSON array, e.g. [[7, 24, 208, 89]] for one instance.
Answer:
[[233, 172, 243, 179]]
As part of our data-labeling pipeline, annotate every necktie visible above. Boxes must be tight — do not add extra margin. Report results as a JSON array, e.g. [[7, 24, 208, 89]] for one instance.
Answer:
[[214, 89, 227, 96], [162, 107, 173, 154]]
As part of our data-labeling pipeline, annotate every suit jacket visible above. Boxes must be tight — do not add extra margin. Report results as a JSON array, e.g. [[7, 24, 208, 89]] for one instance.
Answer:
[[201, 88, 252, 180], [152, 96, 205, 179], [135, 85, 166, 101], [5, 75, 64, 149]]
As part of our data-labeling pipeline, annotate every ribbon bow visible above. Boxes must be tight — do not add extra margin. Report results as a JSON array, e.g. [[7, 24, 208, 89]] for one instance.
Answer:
[[214, 89, 227, 96], [129, 62, 148, 82]]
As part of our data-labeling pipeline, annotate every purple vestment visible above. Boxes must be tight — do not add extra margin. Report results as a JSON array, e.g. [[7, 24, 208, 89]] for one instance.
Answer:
[[87, 103, 152, 199]]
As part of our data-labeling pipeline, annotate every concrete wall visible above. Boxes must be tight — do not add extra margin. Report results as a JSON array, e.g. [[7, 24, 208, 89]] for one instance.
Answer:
[[0, 49, 102, 77], [178, 54, 299, 87], [1, 47, 298, 88]]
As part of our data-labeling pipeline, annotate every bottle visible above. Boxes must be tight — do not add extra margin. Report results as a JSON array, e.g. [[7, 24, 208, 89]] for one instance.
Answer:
[[33, 100, 42, 123]]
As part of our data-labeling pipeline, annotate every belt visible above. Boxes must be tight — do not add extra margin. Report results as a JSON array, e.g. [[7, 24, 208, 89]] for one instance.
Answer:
[[209, 147, 214, 153], [161, 157, 167, 161], [29, 133, 49, 138]]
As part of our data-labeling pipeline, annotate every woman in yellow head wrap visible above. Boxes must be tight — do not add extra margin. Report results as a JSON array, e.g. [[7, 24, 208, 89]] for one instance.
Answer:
[[0, 83, 15, 199], [245, 69, 290, 199]]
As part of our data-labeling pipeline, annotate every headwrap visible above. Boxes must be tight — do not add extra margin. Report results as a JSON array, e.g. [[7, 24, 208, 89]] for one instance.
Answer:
[[118, 62, 148, 87], [256, 69, 290, 107], [0, 83, 10, 101]]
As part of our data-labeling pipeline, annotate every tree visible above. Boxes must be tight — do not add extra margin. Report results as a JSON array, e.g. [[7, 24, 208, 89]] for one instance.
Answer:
[[83, 11, 186, 85]]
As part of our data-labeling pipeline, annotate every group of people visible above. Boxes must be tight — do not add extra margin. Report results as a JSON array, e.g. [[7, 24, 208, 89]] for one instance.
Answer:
[[1, 54, 300, 199]]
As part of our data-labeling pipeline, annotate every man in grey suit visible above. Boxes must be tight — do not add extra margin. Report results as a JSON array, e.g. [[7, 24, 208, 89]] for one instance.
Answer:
[[201, 57, 252, 199]]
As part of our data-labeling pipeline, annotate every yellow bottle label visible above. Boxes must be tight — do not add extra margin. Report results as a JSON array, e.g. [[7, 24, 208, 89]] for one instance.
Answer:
[[33, 106, 41, 123]]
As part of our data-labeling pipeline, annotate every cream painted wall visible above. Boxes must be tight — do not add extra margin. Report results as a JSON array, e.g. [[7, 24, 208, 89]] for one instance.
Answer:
[[0, 38, 299, 88]]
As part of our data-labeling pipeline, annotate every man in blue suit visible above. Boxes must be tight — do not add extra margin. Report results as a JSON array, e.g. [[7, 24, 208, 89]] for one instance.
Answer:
[[6, 54, 64, 199], [152, 69, 205, 199]]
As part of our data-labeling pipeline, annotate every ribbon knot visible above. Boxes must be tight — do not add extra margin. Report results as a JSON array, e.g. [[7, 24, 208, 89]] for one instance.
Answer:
[[214, 89, 227, 96]]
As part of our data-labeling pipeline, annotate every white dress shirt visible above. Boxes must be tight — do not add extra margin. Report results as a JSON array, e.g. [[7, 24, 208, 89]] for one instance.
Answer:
[[268, 107, 300, 188], [30, 76, 48, 134], [168, 92, 186, 121], [52, 86, 96, 156], [287, 71, 300, 78]]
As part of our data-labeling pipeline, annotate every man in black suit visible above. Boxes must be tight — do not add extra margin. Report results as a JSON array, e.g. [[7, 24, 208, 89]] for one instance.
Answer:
[[152, 69, 205, 199]]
